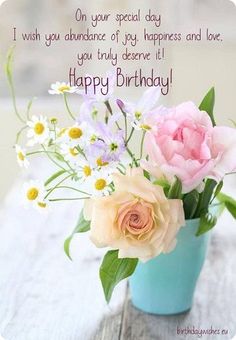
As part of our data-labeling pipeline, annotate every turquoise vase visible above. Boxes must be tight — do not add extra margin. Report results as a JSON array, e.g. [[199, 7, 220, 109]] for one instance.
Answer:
[[129, 219, 210, 315]]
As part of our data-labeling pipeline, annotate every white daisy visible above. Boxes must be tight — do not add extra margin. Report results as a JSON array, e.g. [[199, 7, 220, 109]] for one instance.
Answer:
[[63, 122, 87, 147], [76, 159, 94, 182], [15, 144, 29, 168], [27, 115, 49, 146], [86, 169, 113, 197], [48, 82, 77, 95], [60, 143, 81, 166], [22, 180, 48, 211]]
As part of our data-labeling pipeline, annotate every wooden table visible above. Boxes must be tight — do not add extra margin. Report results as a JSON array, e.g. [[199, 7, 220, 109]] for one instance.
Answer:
[[0, 168, 235, 340]]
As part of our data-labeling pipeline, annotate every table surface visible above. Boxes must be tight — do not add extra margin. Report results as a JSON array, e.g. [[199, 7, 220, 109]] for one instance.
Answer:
[[0, 167, 235, 340]]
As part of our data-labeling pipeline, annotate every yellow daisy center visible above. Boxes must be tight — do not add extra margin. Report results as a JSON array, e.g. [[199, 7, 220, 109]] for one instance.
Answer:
[[95, 179, 107, 191], [27, 187, 39, 201], [37, 202, 47, 208], [140, 124, 151, 131], [96, 157, 109, 167], [69, 148, 79, 157], [18, 152, 25, 161], [83, 166, 92, 177], [34, 122, 45, 135], [58, 85, 70, 92], [69, 127, 83, 139]]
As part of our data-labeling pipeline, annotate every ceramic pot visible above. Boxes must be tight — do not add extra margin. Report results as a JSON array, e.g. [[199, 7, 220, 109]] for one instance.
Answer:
[[129, 219, 210, 315]]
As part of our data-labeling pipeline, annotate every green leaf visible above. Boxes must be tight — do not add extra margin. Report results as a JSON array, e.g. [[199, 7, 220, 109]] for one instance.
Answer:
[[44, 170, 66, 186], [213, 181, 223, 201], [183, 190, 199, 219], [5, 46, 26, 124], [143, 170, 150, 180], [168, 177, 182, 199], [100, 250, 138, 303], [217, 192, 236, 206], [154, 178, 170, 197], [64, 235, 73, 260], [194, 179, 217, 217], [26, 97, 36, 120], [199, 87, 216, 126], [5, 46, 14, 82], [74, 210, 91, 233], [196, 212, 217, 236], [153, 178, 170, 188], [225, 202, 236, 219], [55, 153, 66, 162], [217, 192, 236, 219], [64, 209, 91, 260]]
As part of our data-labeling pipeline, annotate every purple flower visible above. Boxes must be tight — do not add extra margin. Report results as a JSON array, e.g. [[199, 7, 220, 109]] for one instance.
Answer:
[[102, 130, 125, 162], [122, 87, 161, 130], [116, 99, 125, 111]]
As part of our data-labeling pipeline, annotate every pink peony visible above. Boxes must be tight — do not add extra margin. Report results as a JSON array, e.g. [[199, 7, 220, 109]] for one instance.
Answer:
[[142, 102, 236, 193]]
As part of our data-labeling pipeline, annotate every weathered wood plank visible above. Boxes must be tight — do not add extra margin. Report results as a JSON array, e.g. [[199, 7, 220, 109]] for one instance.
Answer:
[[0, 164, 126, 340]]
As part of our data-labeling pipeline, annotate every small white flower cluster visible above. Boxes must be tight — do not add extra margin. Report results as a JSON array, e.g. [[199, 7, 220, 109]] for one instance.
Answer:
[[15, 76, 161, 212]]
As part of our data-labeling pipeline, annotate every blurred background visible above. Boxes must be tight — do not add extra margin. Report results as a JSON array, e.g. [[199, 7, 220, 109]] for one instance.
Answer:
[[0, 0, 236, 201]]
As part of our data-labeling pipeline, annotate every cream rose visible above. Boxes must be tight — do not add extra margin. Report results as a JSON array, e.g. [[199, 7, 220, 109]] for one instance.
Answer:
[[84, 168, 185, 262]]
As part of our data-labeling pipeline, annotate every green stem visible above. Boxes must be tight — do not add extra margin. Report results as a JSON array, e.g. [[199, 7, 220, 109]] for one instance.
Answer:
[[126, 127, 135, 145], [75, 145, 87, 160], [44, 174, 72, 199], [140, 131, 146, 159], [5, 47, 26, 124], [52, 123, 57, 143], [26, 97, 36, 120], [41, 145, 68, 172], [126, 146, 138, 167], [116, 166, 126, 175], [118, 106, 128, 141], [15, 125, 28, 144], [12, 92, 25, 123], [63, 93, 75, 120], [105, 100, 121, 130], [104, 100, 113, 115], [124, 113, 128, 141], [49, 197, 90, 202], [27, 148, 75, 173], [27, 150, 57, 156], [118, 162, 126, 171], [47, 185, 91, 196]]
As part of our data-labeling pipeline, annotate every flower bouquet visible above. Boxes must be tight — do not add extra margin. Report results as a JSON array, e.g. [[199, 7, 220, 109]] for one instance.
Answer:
[[6, 49, 236, 314]]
